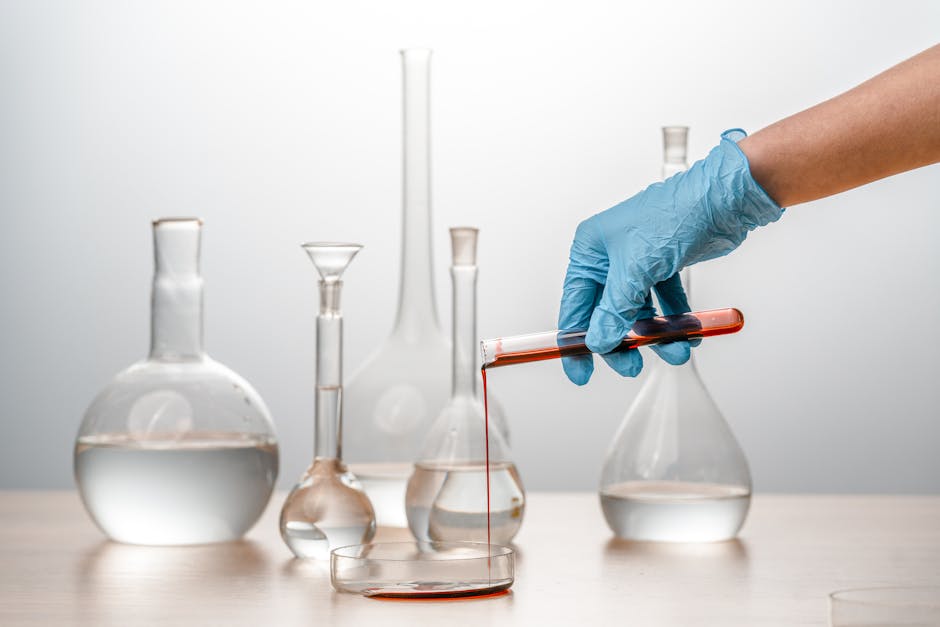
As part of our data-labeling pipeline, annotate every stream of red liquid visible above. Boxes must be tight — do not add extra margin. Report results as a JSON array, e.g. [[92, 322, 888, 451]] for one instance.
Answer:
[[481, 367, 491, 551]]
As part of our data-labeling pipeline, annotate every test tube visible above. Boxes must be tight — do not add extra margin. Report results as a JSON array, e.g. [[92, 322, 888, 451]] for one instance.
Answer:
[[480, 308, 744, 369]]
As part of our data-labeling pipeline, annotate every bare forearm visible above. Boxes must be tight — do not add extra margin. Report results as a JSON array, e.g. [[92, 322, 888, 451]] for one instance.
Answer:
[[739, 44, 940, 207]]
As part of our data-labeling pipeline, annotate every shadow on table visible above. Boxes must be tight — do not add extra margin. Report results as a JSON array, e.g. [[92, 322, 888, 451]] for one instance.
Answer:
[[603, 537, 749, 562]]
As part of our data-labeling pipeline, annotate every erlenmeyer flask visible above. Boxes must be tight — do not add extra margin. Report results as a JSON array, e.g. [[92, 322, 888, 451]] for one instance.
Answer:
[[75, 218, 279, 546], [344, 49, 507, 528], [406, 228, 525, 544], [598, 127, 752, 542], [280, 243, 376, 559]]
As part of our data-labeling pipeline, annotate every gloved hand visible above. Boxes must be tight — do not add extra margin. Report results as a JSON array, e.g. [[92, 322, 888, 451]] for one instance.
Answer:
[[559, 129, 783, 385]]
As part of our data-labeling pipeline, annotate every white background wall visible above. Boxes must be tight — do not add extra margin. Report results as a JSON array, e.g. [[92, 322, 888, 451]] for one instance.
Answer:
[[1, 0, 938, 492]]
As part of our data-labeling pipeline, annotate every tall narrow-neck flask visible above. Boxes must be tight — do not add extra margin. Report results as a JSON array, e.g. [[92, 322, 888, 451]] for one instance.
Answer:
[[406, 228, 525, 544], [598, 128, 752, 542], [342, 49, 451, 528], [74, 218, 279, 545], [280, 243, 376, 559]]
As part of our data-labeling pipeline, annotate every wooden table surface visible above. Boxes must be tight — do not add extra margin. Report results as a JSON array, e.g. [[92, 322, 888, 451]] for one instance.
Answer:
[[1, 491, 938, 626]]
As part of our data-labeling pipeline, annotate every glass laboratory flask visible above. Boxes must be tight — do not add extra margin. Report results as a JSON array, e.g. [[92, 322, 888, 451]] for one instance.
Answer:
[[343, 48, 508, 528], [74, 218, 279, 546], [598, 127, 752, 542], [280, 243, 376, 559], [406, 228, 525, 544]]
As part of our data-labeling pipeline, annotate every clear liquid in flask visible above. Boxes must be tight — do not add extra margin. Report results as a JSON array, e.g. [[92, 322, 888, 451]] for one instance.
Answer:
[[280, 457, 376, 560], [75, 432, 278, 545], [600, 481, 750, 543], [406, 461, 524, 544], [348, 462, 411, 529]]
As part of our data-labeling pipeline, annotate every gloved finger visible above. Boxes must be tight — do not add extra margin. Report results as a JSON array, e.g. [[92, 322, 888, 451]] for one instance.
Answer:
[[652, 272, 700, 350], [561, 353, 594, 386], [559, 271, 603, 386], [652, 273, 690, 316], [601, 293, 669, 373], [636, 292, 658, 321], [559, 283, 597, 386], [600, 346, 644, 378], [585, 262, 646, 355], [650, 340, 691, 365], [633, 290, 694, 362], [559, 276, 602, 330]]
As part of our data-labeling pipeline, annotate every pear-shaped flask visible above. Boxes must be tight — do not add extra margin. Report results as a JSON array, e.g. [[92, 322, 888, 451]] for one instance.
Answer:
[[406, 228, 524, 544], [598, 127, 752, 542], [74, 218, 279, 546], [343, 49, 508, 528], [279, 243, 376, 559]]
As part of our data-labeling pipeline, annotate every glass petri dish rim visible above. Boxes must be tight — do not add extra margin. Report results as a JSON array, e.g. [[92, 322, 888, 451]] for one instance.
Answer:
[[331, 541, 515, 598], [830, 586, 940, 608], [331, 541, 514, 561]]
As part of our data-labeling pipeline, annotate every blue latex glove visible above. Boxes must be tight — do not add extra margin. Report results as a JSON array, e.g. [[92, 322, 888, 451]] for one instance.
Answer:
[[559, 129, 783, 385]]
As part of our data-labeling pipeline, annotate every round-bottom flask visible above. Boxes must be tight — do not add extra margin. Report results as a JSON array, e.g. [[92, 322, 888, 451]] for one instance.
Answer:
[[75, 218, 279, 546], [406, 228, 525, 545]]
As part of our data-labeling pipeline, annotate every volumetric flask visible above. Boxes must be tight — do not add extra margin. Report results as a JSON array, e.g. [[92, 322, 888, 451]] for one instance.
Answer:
[[406, 228, 525, 545], [279, 243, 376, 559], [75, 218, 279, 546], [598, 127, 751, 543], [331, 542, 514, 598]]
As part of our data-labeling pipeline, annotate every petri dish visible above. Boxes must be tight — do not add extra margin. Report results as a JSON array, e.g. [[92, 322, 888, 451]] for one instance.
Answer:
[[830, 586, 940, 626], [330, 541, 514, 599]]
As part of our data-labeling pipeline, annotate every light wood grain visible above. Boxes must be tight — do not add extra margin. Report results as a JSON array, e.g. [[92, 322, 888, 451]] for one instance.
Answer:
[[1, 492, 938, 626]]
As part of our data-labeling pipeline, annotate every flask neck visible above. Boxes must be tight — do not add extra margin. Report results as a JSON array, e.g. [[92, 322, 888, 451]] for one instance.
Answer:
[[392, 48, 442, 343], [661, 126, 689, 178], [392, 198, 441, 340], [149, 219, 205, 361], [450, 266, 478, 399], [315, 279, 344, 460], [662, 127, 694, 312]]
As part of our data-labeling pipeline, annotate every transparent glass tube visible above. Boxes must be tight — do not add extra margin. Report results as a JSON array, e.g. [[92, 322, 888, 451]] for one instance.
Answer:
[[451, 228, 478, 399], [280, 243, 376, 559], [662, 125, 689, 179], [150, 218, 204, 360], [396, 48, 441, 340], [480, 308, 744, 369]]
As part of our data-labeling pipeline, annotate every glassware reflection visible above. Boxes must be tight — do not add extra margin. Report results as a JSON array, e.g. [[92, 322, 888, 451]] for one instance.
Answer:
[[75, 540, 272, 622]]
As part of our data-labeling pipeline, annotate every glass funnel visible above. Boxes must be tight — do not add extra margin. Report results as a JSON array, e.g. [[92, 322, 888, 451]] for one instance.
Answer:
[[406, 228, 525, 544], [597, 127, 752, 543], [343, 49, 507, 528], [279, 243, 376, 559], [74, 218, 279, 546]]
